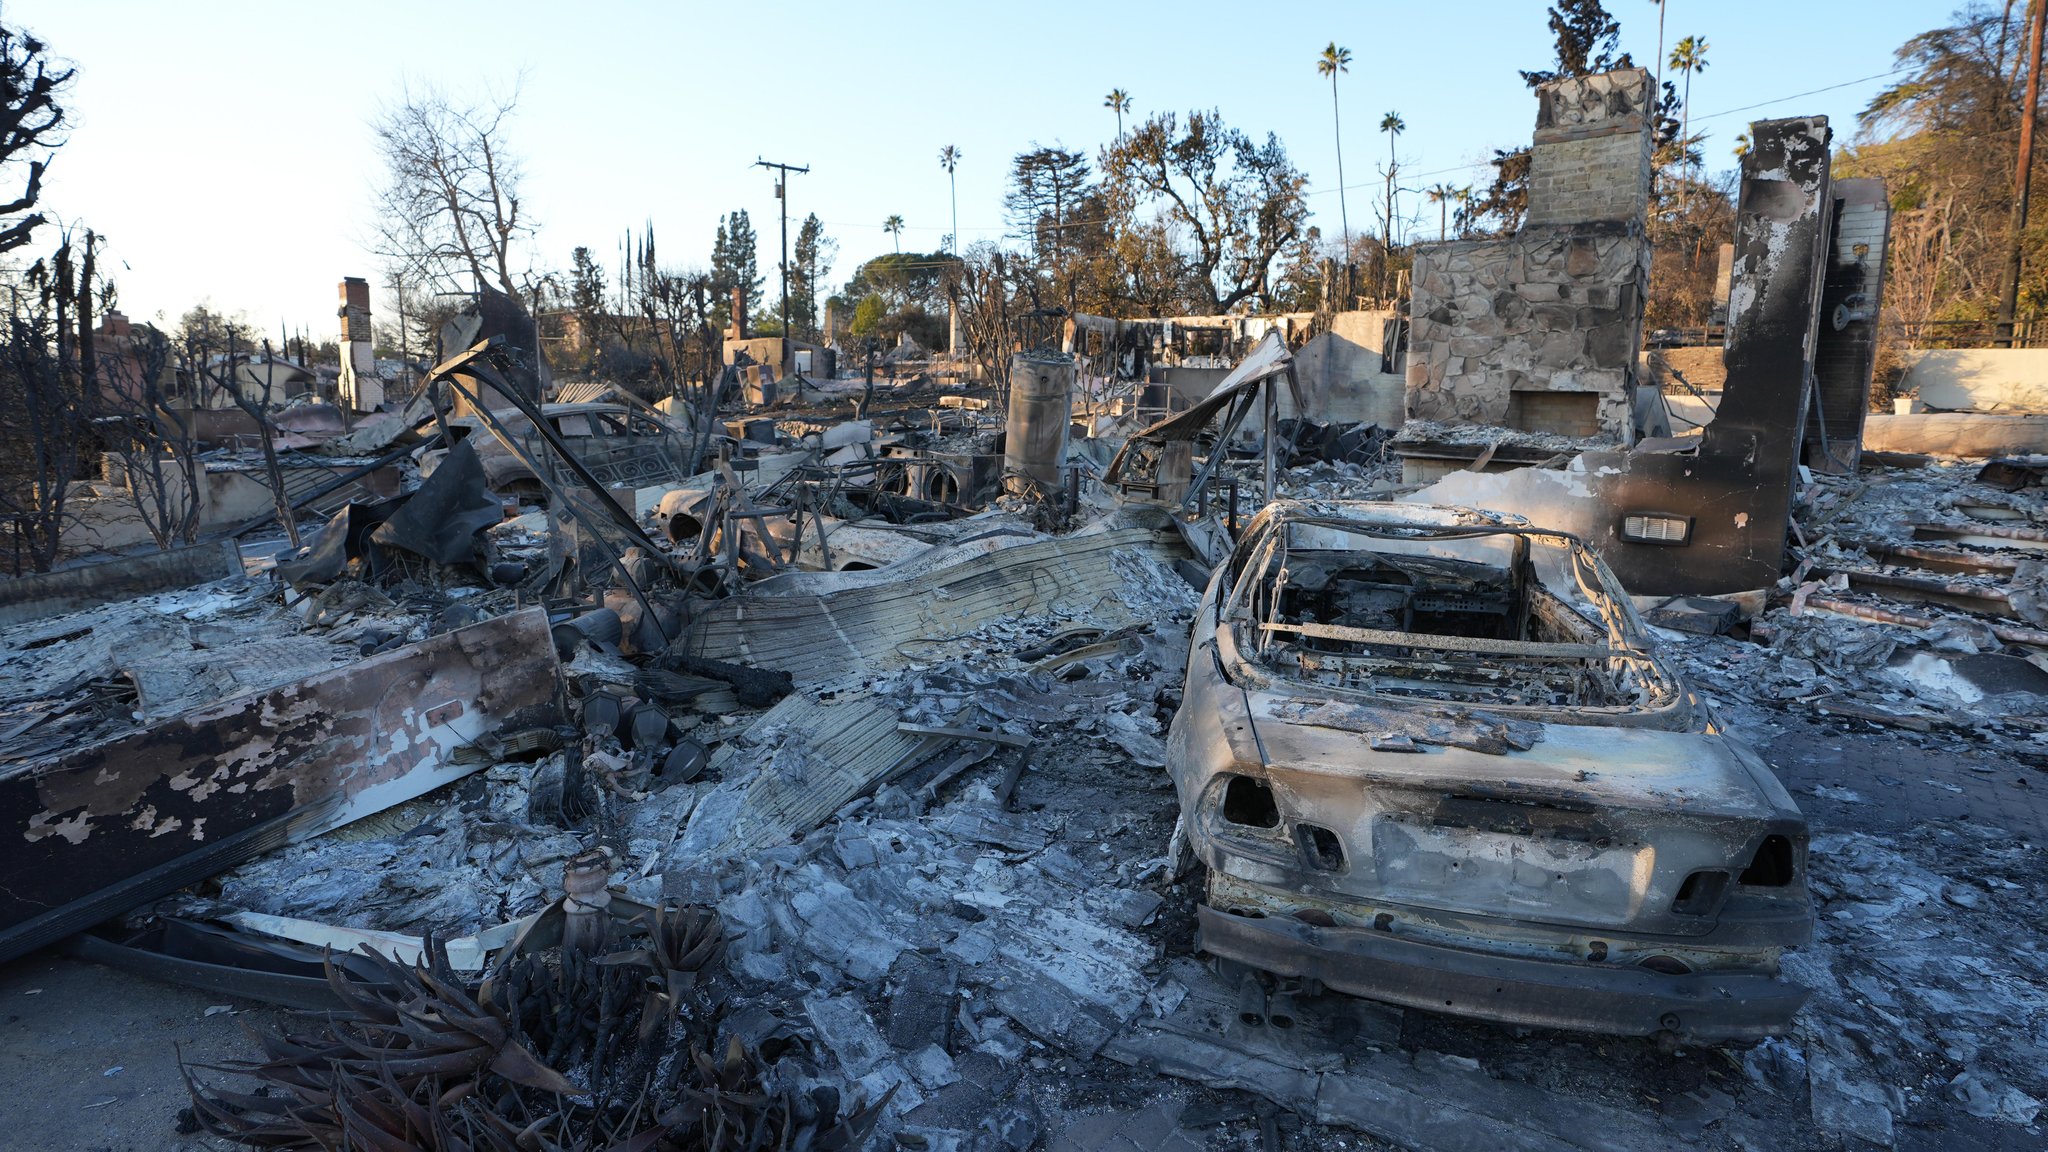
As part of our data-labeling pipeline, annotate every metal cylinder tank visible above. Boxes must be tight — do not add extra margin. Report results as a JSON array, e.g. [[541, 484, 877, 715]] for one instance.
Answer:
[[1003, 351, 1074, 493]]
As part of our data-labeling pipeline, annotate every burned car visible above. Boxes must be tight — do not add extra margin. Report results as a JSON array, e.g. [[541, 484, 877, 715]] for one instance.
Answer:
[[1168, 500, 1811, 1043], [428, 402, 695, 497]]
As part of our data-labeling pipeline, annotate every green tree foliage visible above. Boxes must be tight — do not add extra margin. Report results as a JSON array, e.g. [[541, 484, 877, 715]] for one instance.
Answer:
[[709, 210, 762, 319], [1463, 0, 1636, 235], [1839, 3, 2048, 332], [831, 251, 957, 349], [1520, 0, 1631, 88], [1267, 225, 1330, 312], [1, 230, 100, 572], [1667, 34, 1710, 171], [1105, 89, 1132, 142], [0, 18, 89, 572], [790, 213, 835, 341], [848, 294, 887, 338], [1005, 145, 1093, 267], [1003, 145, 1122, 310], [569, 245, 606, 323], [1100, 108, 1310, 312], [1317, 44, 1353, 251], [1461, 147, 1533, 235]]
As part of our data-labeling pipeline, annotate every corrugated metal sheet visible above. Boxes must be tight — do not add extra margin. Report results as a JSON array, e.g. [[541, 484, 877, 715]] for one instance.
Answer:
[[705, 691, 936, 851], [686, 526, 1182, 687]]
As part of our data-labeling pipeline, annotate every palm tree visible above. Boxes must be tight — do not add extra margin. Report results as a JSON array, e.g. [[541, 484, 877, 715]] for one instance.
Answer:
[[937, 145, 961, 254], [1370, 110, 1406, 300], [1669, 36, 1709, 173], [1378, 110, 1405, 243], [1317, 44, 1353, 255], [1104, 88, 1132, 144], [884, 215, 904, 254], [1425, 182, 1461, 241]]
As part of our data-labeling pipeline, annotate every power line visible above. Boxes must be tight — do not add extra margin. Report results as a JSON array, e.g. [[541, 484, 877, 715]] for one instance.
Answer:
[[1691, 66, 1911, 123], [1298, 65, 1920, 194], [801, 66, 1919, 254], [755, 157, 809, 337]]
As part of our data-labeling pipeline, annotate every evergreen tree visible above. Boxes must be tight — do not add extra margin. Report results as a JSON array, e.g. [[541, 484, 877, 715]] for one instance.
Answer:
[[569, 245, 606, 327], [1519, 0, 1631, 88], [1005, 146, 1093, 267], [709, 210, 763, 319], [790, 214, 836, 340]]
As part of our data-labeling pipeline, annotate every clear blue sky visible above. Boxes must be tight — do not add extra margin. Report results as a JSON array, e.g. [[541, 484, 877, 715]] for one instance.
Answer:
[[15, 0, 1942, 339]]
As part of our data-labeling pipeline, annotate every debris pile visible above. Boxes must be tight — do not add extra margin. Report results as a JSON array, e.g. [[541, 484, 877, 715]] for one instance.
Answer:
[[8, 261, 2048, 1152]]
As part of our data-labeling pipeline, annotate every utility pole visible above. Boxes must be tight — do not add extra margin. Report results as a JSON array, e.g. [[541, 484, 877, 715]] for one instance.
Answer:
[[754, 157, 810, 340], [1999, 0, 2046, 347]]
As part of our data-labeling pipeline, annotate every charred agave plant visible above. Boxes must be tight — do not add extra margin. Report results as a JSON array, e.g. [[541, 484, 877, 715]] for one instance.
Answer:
[[178, 939, 580, 1149], [183, 906, 882, 1150], [486, 902, 725, 1113]]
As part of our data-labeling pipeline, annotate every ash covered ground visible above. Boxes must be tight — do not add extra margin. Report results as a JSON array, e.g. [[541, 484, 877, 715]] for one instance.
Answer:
[[49, 502, 2031, 1152]]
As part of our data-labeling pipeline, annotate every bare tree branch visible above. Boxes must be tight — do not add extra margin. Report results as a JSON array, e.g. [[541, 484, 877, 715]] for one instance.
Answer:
[[370, 82, 532, 298]]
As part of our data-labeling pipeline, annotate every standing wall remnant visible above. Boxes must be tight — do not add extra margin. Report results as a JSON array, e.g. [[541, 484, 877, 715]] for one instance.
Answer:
[[1406, 117, 1843, 596], [337, 276, 380, 412], [1406, 68, 1655, 440], [1805, 178, 1891, 473]]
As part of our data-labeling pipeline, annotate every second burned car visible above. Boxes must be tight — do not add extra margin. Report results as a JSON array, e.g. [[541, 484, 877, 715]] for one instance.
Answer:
[[1167, 500, 1812, 1044]]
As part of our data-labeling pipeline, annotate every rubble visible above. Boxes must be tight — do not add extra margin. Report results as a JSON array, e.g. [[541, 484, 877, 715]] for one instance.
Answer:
[[6, 90, 2048, 1152]]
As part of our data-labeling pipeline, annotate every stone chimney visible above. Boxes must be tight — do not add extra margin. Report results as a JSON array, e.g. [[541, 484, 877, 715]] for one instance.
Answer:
[[338, 276, 382, 412], [1403, 68, 1656, 440], [728, 287, 749, 341]]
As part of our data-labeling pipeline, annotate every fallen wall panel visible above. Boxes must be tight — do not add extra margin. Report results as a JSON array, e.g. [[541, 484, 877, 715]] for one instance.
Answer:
[[0, 540, 242, 627], [0, 606, 560, 963]]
